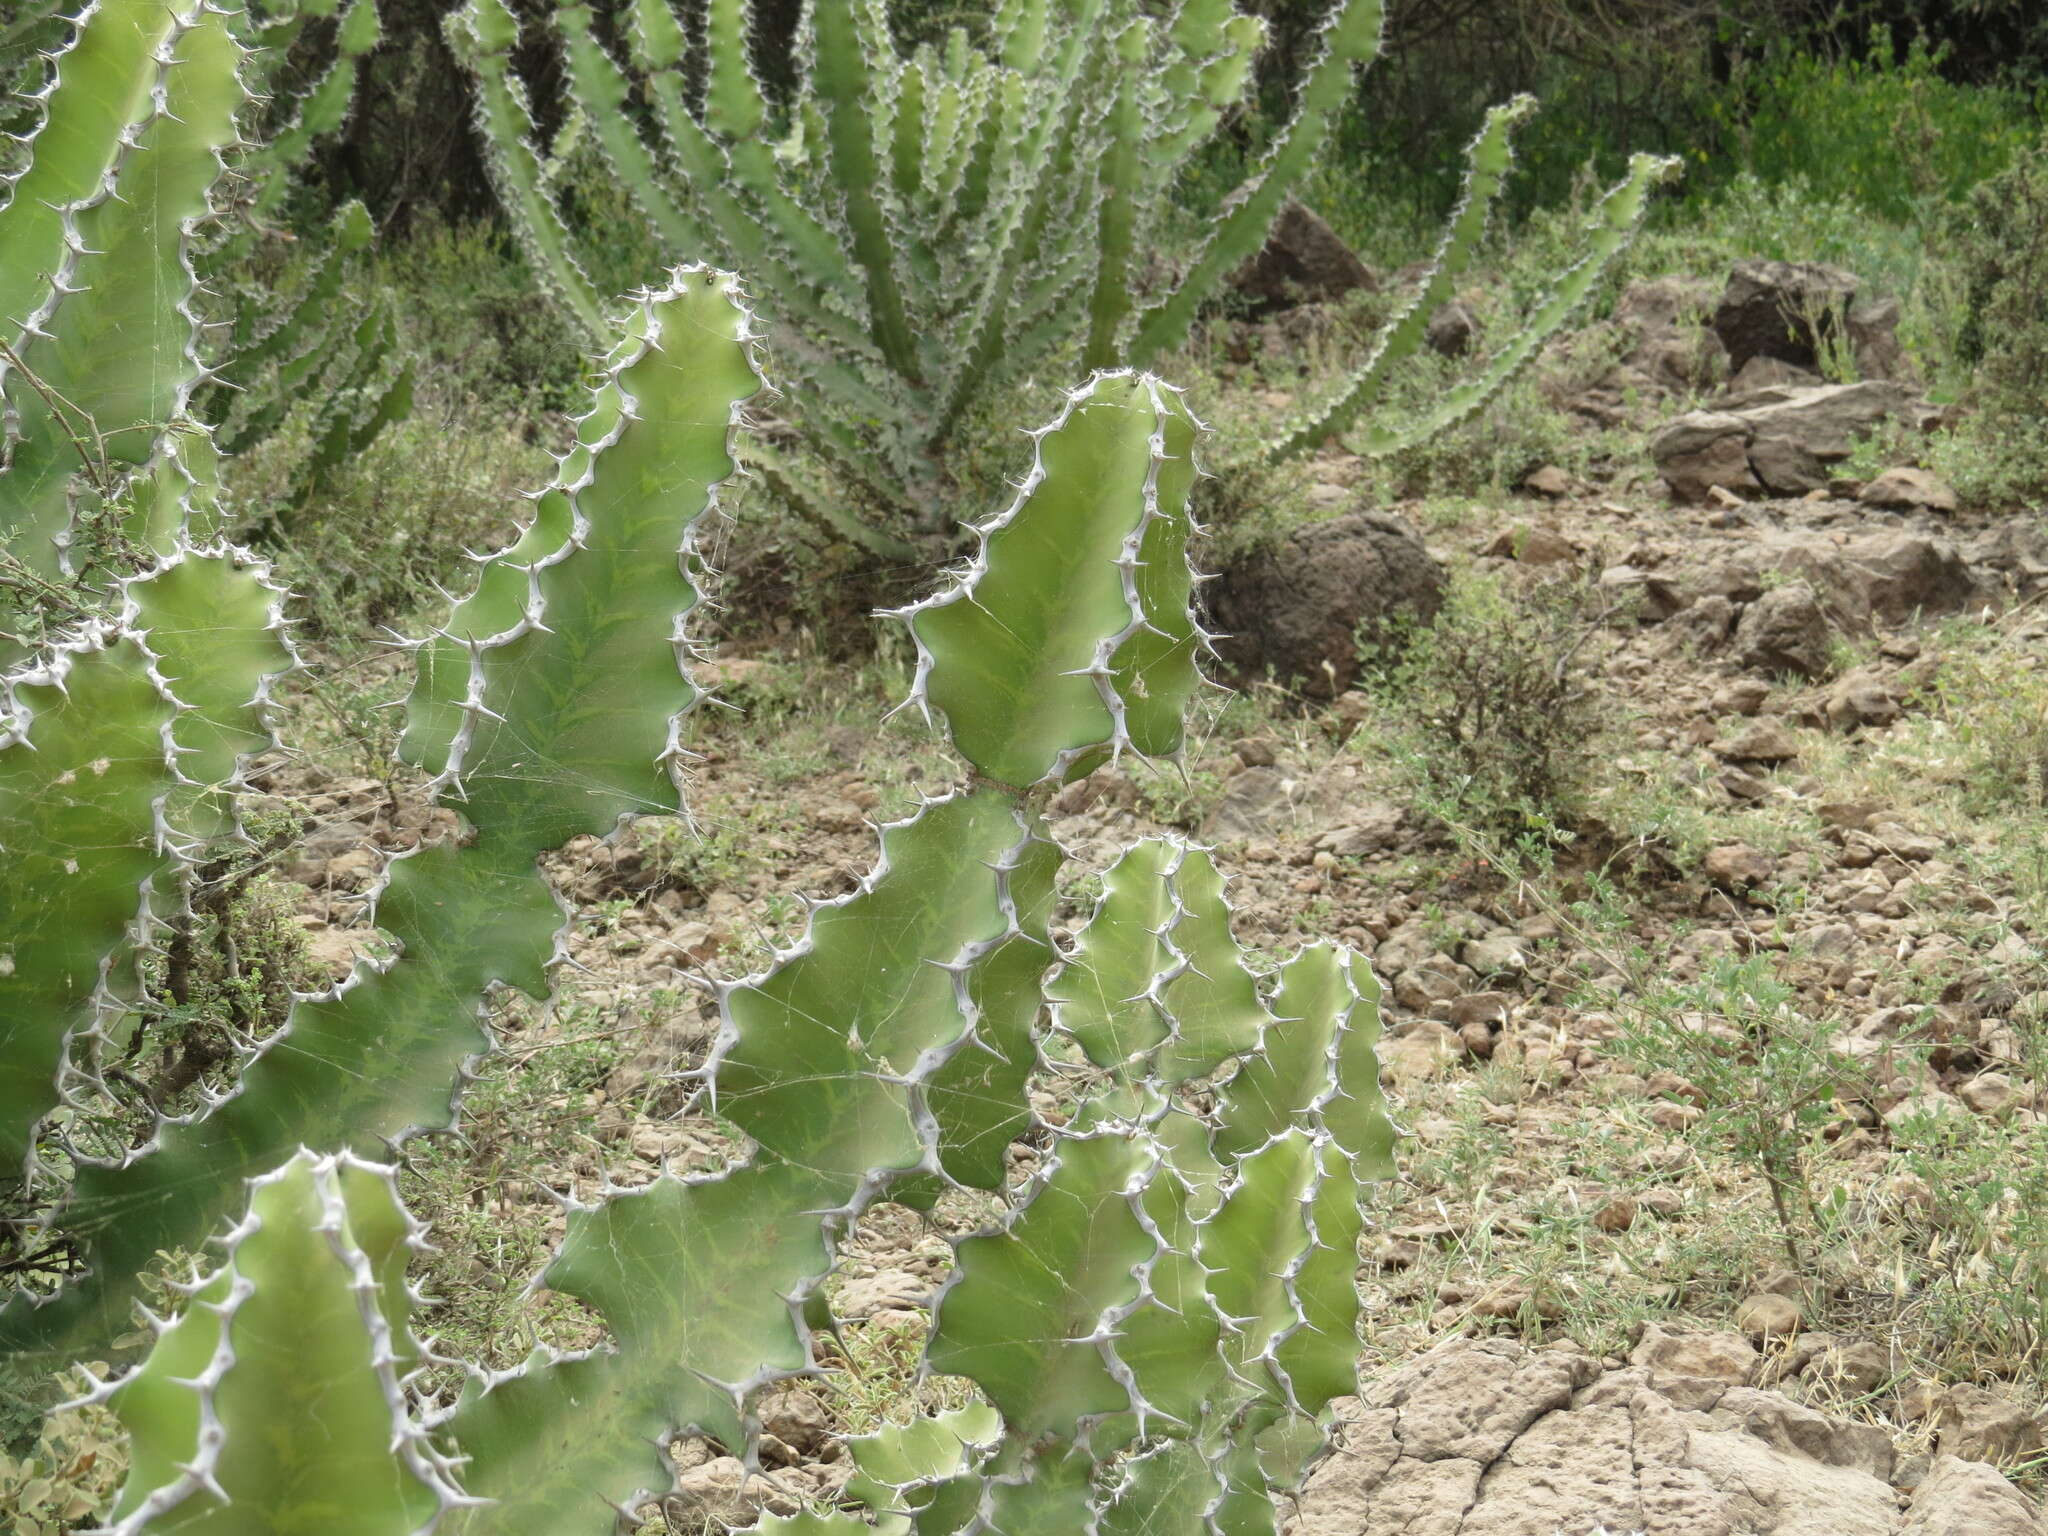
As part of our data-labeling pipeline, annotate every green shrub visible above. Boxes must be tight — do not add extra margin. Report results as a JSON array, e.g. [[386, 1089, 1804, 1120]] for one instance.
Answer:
[[1362, 570, 1611, 841], [1735, 29, 2038, 224], [1938, 129, 2048, 504], [1619, 958, 1869, 1274]]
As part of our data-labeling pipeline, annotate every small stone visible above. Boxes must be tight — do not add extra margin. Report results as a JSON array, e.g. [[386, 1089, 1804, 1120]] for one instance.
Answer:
[[1711, 678, 1773, 716], [1460, 935, 1527, 976], [1715, 719, 1800, 763], [1380, 1021, 1465, 1083], [1957, 1072, 2018, 1117], [1646, 1101, 1702, 1131], [1313, 803, 1405, 857], [1631, 1324, 1756, 1385], [1232, 735, 1280, 768], [1734, 581, 1832, 680], [1484, 521, 1578, 564], [1328, 691, 1373, 732], [834, 1269, 932, 1319], [1393, 963, 1470, 1012], [1884, 1092, 1963, 1130], [1593, 1196, 1638, 1232], [1806, 921, 1857, 958], [1468, 1283, 1559, 1322], [323, 847, 380, 886], [1859, 466, 1958, 514], [1805, 1340, 1893, 1396], [1735, 1292, 1802, 1343], [1826, 668, 1902, 732], [758, 1389, 829, 1454], [1522, 464, 1573, 499], [1447, 991, 1513, 1026], [1368, 1236, 1421, 1269], [1704, 843, 1776, 888], [1929, 1383, 2045, 1464], [1426, 298, 1479, 357]]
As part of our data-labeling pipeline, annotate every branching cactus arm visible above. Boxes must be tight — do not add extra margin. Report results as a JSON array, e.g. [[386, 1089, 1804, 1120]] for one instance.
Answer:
[[1127, 0, 1387, 368], [0, 630, 179, 1177], [1, 269, 763, 1364], [0, 545, 289, 1179], [96, 1151, 474, 1534], [901, 372, 1201, 789], [444, 0, 607, 341], [1272, 104, 1681, 461], [1268, 94, 1536, 460], [0, 0, 242, 584], [1331, 151, 1682, 459], [75, 337, 1394, 1535]]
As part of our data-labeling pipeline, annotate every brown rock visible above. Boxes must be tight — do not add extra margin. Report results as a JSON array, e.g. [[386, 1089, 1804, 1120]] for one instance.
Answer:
[[1231, 197, 1377, 312], [1380, 1020, 1465, 1083], [1772, 530, 1988, 627], [1827, 668, 1902, 731], [1485, 522, 1577, 564], [1705, 843, 1776, 888], [1900, 1455, 2048, 1535], [1958, 1072, 2019, 1116], [757, 1389, 830, 1455], [1612, 274, 1728, 393], [1201, 765, 1334, 842], [1632, 1324, 1757, 1386], [833, 1269, 932, 1319], [1922, 1383, 2045, 1466], [1860, 466, 1959, 514], [1288, 1336, 1980, 1536], [1520, 464, 1572, 499], [1806, 1340, 1895, 1397], [1712, 677, 1773, 715], [1729, 353, 1823, 392], [1314, 803, 1405, 857], [1426, 299, 1479, 357], [1736, 581, 1833, 679], [1651, 410, 1758, 502], [1716, 718, 1801, 763], [1593, 1196, 1638, 1232], [1736, 1291, 1804, 1343], [1447, 991, 1513, 1027], [1207, 512, 1445, 697], [1713, 259, 1905, 380]]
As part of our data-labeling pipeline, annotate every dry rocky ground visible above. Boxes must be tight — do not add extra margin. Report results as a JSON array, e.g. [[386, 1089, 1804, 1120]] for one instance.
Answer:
[[235, 259, 2048, 1534]]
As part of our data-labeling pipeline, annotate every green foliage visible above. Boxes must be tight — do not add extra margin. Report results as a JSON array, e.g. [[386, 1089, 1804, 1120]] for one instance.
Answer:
[[1936, 129, 2048, 504], [1360, 570, 1611, 842], [0, 1365, 125, 1534], [1732, 29, 2039, 225], [1272, 104, 1675, 461], [1618, 958, 1867, 1274]]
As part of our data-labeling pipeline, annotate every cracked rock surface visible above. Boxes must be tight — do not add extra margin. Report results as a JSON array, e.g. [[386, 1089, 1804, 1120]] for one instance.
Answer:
[[1286, 1338, 2046, 1536]]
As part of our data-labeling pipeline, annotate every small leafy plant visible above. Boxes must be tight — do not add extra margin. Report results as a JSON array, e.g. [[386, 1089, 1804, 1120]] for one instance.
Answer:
[[1361, 570, 1612, 842]]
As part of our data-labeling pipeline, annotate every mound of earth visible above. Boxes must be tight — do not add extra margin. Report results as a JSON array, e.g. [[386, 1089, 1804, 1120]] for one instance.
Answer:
[[1287, 1335, 2044, 1536]]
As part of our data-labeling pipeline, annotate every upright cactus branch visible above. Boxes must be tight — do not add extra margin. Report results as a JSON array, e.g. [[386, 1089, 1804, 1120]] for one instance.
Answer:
[[452, 0, 1684, 551], [2, 268, 763, 1364], [81, 331, 1397, 1533]]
